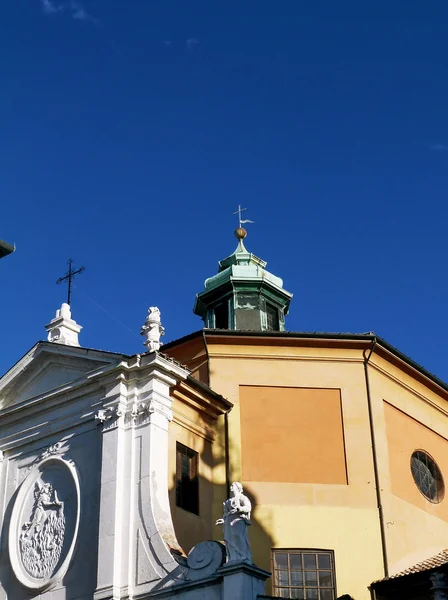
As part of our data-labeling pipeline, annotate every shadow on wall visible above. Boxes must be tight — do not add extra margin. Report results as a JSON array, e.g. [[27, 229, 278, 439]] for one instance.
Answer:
[[169, 415, 275, 596]]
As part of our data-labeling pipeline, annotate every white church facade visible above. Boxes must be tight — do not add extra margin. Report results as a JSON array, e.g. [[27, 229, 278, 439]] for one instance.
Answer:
[[0, 305, 268, 600]]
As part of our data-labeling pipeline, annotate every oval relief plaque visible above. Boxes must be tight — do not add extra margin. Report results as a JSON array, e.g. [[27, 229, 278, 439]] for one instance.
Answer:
[[9, 456, 81, 591]]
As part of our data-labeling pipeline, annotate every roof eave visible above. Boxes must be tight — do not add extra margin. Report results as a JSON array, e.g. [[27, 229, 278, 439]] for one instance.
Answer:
[[163, 329, 448, 397], [0, 239, 14, 258]]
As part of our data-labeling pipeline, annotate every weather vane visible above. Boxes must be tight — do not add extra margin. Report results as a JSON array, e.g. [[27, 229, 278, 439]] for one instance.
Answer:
[[233, 205, 254, 229], [56, 259, 85, 305]]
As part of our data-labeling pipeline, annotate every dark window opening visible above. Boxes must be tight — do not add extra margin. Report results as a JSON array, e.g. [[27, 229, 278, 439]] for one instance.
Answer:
[[214, 302, 229, 329], [272, 549, 336, 599], [411, 450, 444, 503], [176, 443, 199, 515], [266, 303, 280, 331]]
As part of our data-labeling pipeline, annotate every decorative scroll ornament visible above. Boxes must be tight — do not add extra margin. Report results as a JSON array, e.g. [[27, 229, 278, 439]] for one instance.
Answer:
[[20, 441, 70, 483], [131, 401, 153, 422], [9, 456, 80, 591], [40, 442, 68, 460], [186, 541, 226, 580], [95, 405, 124, 428]]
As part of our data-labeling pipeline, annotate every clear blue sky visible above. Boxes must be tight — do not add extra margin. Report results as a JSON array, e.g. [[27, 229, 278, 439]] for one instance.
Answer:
[[1, 0, 448, 380]]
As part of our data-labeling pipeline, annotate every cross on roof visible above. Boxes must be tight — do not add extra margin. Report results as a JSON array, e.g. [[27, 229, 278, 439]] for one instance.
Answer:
[[56, 259, 85, 305]]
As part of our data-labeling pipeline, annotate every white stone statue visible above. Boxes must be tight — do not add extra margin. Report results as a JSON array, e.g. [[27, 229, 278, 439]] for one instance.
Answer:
[[20, 481, 65, 579], [216, 482, 252, 563], [141, 307, 165, 352]]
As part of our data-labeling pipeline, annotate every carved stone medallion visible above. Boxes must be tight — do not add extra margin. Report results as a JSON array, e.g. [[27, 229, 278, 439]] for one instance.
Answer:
[[9, 456, 81, 591]]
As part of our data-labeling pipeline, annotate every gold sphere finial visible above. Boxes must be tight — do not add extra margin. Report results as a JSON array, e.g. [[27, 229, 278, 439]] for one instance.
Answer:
[[235, 227, 247, 240]]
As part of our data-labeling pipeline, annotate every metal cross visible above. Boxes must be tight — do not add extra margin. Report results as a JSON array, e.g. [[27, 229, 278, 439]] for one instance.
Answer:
[[56, 259, 85, 305], [233, 205, 254, 228]]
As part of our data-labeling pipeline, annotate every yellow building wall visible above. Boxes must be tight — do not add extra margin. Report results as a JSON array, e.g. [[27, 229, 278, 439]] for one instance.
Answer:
[[168, 398, 215, 553], [166, 337, 448, 598], [207, 343, 384, 600]]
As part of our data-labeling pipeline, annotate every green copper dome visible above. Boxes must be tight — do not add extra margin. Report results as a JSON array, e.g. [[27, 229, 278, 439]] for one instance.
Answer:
[[194, 229, 292, 331]]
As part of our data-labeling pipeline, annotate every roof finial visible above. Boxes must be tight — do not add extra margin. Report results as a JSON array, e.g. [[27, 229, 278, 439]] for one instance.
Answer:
[[45, 303, 82, 347], [141, 307, 165, 352], [56, 259, 85, 306], [233, 205, 254, 244]]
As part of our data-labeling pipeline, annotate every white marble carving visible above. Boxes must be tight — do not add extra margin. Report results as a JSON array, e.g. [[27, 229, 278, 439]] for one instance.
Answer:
[[20, 482, 65, 579], [40, 441, 68, 460], [95, 405, 124, 428], [20, 441, 71, 483], [9, 456, 81, 591], [95, 408, 112, 424], [141, 306, 165, 352], [216, 482, 252, 564], [131, 401, 153, 421]]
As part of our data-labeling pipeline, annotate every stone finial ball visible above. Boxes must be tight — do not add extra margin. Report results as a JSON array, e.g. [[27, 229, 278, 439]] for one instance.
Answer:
[[234, 227, 247, 240]]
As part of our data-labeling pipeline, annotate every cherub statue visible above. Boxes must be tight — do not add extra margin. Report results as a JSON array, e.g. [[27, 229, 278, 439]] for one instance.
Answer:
[[216, 482, 252, 563], [141, 306, 165, 352]]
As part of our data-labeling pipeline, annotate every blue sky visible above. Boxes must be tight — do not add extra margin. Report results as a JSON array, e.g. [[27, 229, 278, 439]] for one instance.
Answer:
[[1, 1, 448, 380]]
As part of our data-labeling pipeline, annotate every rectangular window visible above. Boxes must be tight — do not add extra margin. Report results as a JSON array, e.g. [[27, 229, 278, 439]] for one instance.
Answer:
[[176, 443, 199, 515], [265, 303, 280, 331], [272, 550, 336, 600]]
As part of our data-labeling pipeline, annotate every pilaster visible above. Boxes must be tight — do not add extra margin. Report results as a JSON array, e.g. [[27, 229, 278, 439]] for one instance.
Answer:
[[94, 354, 190, 600]]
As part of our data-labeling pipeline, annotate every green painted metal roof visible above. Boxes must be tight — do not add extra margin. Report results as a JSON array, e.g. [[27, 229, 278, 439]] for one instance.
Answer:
[[0, 239, 14, 259], [196, 236, 292, 304]]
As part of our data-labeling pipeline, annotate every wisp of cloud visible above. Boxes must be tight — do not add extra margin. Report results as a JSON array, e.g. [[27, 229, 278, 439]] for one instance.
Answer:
[[186, 38, 200, 50], [430, 143, 448, 151], [40, 0, 94, 21]]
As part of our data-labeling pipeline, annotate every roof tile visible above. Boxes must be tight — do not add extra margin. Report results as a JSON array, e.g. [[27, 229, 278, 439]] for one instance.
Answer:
[[372, 550, 448, 585]]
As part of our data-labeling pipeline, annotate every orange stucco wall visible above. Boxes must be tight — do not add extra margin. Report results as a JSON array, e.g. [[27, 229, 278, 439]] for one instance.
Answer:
[[240, 386, 347, 484], [165, 336, 208, 382], [384, 401, 448, 521]]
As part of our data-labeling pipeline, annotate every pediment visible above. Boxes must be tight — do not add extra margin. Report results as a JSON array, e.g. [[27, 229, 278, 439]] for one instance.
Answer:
[[0, 342, 123, 409]]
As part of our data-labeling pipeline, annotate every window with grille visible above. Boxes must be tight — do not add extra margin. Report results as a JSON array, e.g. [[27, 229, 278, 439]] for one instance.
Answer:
[[411, 450, 444, 503], [176, 443, 199, 515], [265, 303, 280, 331], [272, 550, 336, 599]]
